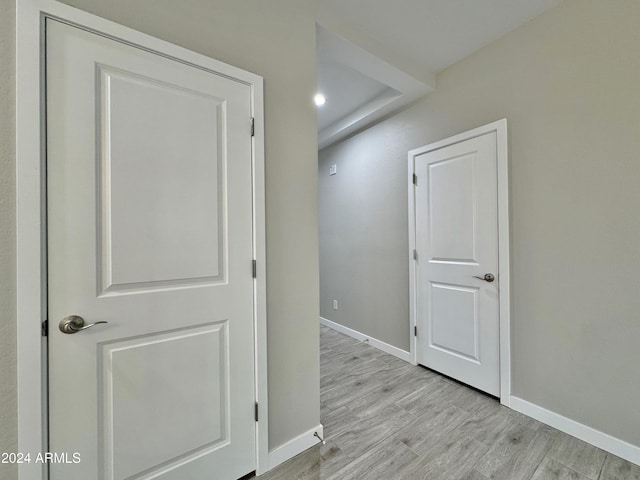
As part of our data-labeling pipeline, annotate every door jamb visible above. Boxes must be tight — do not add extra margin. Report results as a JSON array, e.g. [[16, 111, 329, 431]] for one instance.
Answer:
[[16, 1, 269, 478], [407, 119, 511, 406]]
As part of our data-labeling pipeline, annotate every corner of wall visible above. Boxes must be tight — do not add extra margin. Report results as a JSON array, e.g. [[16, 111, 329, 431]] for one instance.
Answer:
[[0, 0, 18, 479]]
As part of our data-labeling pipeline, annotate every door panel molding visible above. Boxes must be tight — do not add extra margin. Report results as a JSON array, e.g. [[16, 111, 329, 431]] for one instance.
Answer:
[[407, 119, 510, 404], [98, 322, 231, 479], [16, 1, 267, 479]]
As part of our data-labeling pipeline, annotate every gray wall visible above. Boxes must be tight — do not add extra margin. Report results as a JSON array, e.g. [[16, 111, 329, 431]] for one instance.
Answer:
[[0, 0, 17, 479], [319, 0, 640, 447], [1, 0, 320, 466], [319, 130, 411, 351]]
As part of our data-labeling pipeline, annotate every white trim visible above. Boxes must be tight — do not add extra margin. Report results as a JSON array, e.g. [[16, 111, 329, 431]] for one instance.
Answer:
[[407, 119, 511, 405], [495, 120, 511, 407], [16, 2, 48, 479], [16, 1, 268, 479], [267, 424, 324, 472], [320, 317, 414, 364], [251, 79, 269, 476], [407, 162, 418, 369], [510, 396, 640, 466]]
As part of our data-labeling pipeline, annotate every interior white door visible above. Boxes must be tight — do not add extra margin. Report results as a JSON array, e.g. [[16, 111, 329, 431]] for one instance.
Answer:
[[414, 131, 500, 396], [47, 19, 256, 480]]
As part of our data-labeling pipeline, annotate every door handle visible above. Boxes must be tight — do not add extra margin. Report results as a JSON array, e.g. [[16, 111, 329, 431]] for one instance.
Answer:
[[59, 315, 108, 334], [473, 273, 495, 283]]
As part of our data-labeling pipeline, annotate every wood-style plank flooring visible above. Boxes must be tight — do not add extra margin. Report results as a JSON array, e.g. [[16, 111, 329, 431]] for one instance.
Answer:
[[257, 325, 640, 480]]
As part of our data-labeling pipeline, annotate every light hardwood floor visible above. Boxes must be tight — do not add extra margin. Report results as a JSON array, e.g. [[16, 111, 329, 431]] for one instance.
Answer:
[[257, 325, 640, 480]]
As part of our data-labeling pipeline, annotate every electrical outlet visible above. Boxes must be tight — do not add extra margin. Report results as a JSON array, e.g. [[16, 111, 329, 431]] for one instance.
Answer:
[[333, 300, 338, 310]]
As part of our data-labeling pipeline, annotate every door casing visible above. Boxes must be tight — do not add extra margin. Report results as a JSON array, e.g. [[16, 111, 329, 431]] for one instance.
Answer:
[[407, 119, 511, 405], [15, 1, 268, 479]]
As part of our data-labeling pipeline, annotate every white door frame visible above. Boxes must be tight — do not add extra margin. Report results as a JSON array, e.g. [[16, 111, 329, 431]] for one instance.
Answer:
[[16, 1, 269, 478], [407, 119, 511, 406]]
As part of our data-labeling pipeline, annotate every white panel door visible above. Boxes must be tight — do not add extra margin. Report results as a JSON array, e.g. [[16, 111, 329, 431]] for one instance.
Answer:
[[47, 19, 256, 480], [414, 132, 500, 396]]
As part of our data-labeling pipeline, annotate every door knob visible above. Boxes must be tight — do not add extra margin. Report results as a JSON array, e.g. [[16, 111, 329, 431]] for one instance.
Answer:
[[59, 315, 108, 334], [473, 273, 495, 283]]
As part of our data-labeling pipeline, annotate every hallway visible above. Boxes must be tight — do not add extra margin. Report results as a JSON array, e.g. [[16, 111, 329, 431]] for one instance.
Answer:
[[259, 326, 639, 480]]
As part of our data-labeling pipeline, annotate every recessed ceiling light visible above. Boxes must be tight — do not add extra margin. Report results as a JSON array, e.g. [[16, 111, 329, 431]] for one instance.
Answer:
[[314, 93, 326, 107]]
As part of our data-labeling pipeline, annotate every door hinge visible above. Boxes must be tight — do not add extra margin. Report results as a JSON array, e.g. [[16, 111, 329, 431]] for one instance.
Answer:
[[413, 173, 417, 186], [252, 259, 257, 278], [255, 402, 259, 422], [414, 326, 418, 337], [250, 117, 255, 137], [413, 249, 418, 261], [42, 320, 48, 337]]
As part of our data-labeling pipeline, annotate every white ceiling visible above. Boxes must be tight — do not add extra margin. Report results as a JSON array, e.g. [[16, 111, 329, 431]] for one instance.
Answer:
[[316, 59, 395, 132], [316, 26, 432, 148], [316, 0, 563, 148]]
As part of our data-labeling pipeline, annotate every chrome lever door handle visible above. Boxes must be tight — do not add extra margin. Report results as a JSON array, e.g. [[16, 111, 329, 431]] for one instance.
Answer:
[[473, 273, 495, 283], [59, 315, 108, 334]]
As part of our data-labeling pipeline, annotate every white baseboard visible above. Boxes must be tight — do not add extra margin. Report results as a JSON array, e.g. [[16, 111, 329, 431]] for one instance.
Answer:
[[267, 424, 324, 472], [320, 317, 413, 363], [510, 396, 640, 466]]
